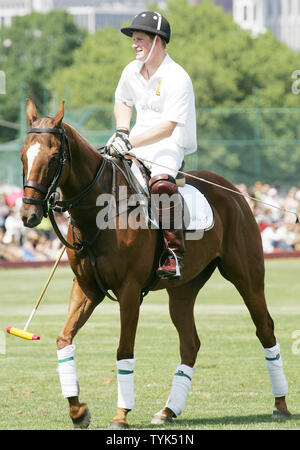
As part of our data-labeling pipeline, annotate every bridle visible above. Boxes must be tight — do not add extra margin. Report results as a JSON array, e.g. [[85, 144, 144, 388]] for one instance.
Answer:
[[21, 125, 158, 302], [22, 126, 72, 217], [21, 125, 112, 250], [21, 125, 119, 301]]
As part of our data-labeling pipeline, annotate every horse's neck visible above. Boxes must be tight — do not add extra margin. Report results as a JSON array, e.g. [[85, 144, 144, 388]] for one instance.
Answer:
[[60, 123, 107, 199]]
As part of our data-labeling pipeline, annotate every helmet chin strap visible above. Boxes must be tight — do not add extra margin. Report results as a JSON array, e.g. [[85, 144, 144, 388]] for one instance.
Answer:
[[143, 35, 158, 64]]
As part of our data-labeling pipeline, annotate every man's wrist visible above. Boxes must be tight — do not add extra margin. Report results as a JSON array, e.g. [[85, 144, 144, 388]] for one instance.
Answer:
[[116, 127, 129, 136]]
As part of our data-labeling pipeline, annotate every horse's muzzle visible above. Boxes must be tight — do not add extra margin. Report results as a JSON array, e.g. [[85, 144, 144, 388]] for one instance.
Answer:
[[21, 203, 43, 228]]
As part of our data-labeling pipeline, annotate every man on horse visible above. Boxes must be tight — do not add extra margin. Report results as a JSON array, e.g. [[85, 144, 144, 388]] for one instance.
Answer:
[[106, 11, 197, 280]]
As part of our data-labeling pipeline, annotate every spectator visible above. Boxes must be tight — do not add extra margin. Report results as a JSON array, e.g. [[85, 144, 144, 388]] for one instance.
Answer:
[[261, 221, 289, 254], [0, 193, 9, 230], [2, 208, 24, 245], [1, 179, 300, 261]]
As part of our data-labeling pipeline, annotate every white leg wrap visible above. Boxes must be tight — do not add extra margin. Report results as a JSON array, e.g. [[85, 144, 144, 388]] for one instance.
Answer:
[[57, 344, 79, 398], [117, 358, 136, 410], [264, 342, 288, 397], [165, 364, 194, 417]]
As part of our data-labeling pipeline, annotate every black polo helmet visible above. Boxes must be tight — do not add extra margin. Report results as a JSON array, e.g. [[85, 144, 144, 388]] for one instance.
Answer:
[[121, 11, 171, 43]]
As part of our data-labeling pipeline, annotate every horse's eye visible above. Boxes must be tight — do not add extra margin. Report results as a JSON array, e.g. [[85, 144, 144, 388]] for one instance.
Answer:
[[49, 154, 59, 169]]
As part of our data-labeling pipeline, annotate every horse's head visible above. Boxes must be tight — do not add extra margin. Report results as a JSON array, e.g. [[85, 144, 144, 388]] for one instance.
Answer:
[[20, 98, 68, 228]]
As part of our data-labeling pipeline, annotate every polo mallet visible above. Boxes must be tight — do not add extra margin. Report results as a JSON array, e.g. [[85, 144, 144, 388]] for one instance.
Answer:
[[7, 245, 66, 341]]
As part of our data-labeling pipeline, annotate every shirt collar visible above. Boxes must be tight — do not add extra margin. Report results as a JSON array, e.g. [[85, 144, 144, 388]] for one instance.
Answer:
[[134, 53, 172, 77]]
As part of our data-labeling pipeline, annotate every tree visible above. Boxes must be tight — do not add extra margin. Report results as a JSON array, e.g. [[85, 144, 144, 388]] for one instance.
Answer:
[[49, 0, 300, 185], [49, 25, 133, 130], [5, 0, 300, 186], [165, 0, 300, 185], [0, 10, 85, 142]]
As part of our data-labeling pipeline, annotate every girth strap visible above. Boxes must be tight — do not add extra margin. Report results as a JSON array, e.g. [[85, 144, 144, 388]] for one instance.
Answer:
[[48, 209, 118, 302]]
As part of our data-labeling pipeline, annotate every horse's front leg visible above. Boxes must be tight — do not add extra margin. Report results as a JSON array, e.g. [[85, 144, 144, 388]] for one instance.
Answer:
[[109, 283, 141, 429], [56, 277, 103, 429]]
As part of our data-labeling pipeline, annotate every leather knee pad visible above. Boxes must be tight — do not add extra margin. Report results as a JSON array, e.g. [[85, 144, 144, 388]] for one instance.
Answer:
[[149, 174, 178, 195]]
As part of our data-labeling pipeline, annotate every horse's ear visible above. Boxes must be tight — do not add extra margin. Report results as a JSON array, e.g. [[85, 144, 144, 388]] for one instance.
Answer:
[[26, 98, 38, 126], [53, 101, 65, 128]]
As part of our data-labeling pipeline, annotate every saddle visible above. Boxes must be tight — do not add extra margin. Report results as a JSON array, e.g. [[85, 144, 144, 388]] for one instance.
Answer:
[[105, 155, 214, 300], [130, 156, 186, 188]]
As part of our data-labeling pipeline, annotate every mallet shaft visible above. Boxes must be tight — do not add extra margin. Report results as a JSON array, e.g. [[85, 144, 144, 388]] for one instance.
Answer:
[[23, 245, 65, 331], [34, 245, 66, 310], [24, 307, 37, 331], [7, 245, 66, 341]]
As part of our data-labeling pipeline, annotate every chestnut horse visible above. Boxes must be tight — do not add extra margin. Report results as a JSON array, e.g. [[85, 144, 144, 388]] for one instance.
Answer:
[[20, 99, 290, 429]]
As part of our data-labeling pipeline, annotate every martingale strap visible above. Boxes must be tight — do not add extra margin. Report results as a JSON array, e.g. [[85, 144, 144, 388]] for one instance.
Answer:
[[23, 128, 118, 301], [22, 134, 154, 303]]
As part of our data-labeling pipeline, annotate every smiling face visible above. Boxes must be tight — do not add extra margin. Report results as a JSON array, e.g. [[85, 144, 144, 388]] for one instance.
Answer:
[[132, 31, 155, 62]]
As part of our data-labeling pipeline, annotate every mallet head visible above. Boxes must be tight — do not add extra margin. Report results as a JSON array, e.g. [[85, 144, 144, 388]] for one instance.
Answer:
[[6, 326, 40, 341]]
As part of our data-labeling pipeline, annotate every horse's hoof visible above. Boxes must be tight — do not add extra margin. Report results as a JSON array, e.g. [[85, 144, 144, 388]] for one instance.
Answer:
[[72, 407, 91, 429], [108, 420, 129, 429], [272, 408, 291, 419], [151, 411, 173, 425]]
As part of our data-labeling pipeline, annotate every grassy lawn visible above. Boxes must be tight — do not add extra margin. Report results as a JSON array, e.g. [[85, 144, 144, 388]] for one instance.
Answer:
[[0, 259, 299, 430]]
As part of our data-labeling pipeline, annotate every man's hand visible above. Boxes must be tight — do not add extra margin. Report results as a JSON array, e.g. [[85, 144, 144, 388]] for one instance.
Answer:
[[106, 129, 132, 157]]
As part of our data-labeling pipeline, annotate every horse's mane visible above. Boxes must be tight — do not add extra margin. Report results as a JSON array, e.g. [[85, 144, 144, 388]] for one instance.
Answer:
[[63, 122, 102, 159]]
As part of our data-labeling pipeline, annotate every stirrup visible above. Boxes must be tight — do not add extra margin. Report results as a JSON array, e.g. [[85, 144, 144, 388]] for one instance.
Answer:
[[157, 249, 182, 280], [167, 248, 181, 279]]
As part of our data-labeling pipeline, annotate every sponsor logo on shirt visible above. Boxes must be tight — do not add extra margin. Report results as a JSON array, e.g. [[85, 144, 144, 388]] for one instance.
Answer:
[[141, 102, 162, 112], [156, 79, 162, 96]]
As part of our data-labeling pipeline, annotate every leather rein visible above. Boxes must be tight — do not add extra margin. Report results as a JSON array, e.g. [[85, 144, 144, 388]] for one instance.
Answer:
[[23, 126, 71, 216], [22, 126, 117, 301], [22, 126, 109, 250], [22, 126, 156, 302]]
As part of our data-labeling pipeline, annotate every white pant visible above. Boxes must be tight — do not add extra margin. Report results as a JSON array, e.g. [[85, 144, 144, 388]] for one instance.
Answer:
[[130, 138, 184, 179]]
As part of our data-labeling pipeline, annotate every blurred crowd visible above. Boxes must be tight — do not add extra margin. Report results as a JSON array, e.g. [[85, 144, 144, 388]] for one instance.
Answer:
[[236, 181, 300, 254], [1, 180, 300, 263], [0, 182, 68, 263]]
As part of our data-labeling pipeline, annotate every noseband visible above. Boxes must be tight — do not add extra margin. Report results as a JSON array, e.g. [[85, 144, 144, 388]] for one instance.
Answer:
[[22, 126, 71, 217]]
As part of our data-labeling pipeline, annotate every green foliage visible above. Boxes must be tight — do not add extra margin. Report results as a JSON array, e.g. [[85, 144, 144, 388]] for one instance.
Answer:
[[2, 1, 300, 186], [0, 10, 85, 142], [50, 25, 133, 123], [166, 0, 299, 109]]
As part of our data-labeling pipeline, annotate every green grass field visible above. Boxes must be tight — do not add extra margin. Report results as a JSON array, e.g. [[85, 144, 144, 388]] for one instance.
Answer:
[[0, 259, 299, 430]]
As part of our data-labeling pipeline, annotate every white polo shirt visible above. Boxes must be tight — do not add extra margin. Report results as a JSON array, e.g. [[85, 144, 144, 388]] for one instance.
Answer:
[[115, 54, 197, 156]]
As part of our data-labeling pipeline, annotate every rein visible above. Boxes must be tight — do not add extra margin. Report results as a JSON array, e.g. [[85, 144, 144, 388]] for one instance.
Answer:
[[23, 126, 71, 217], [22, 127, 118, 301], [126, 152, 300, 224], [22, 129, 158, 302], [22, 126, 109, 251]]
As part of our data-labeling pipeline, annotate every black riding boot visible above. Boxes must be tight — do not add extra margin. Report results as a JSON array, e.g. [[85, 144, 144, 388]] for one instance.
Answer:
[[149, 174, 185, 280]]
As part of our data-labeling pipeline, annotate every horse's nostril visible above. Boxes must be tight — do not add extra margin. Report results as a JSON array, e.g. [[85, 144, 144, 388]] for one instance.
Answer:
[[30, 213, 38, 223], [22, 212, 40, 228]]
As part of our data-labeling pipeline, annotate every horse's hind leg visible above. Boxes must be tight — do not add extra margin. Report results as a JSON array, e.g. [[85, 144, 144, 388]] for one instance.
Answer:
[[56, 277, 103, 429], [218, 251, 290, 418]]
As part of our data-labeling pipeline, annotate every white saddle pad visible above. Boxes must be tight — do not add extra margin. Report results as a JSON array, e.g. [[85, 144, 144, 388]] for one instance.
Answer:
[[131, 161, 214, 232], [179, 183, 214, 231]]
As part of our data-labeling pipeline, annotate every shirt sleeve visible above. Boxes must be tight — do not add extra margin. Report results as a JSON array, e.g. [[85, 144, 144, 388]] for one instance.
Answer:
[[162, 76, 194, 127], [115, 66, 134, 107]]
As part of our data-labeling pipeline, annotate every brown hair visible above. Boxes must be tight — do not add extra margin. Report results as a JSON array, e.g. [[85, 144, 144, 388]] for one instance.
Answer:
[[145, 31, 167, 48]]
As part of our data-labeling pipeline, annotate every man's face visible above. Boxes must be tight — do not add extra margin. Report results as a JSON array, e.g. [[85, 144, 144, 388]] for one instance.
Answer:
[[132, 31, 154, 62]]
